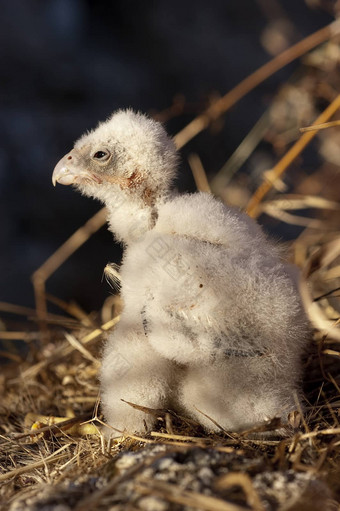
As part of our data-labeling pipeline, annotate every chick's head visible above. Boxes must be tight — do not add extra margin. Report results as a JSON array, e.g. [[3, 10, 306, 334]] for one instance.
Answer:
[[52, 110, 178, 204]]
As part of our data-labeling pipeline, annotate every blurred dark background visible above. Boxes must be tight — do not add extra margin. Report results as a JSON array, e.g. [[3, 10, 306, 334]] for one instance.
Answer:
[[0, 0, 335, 312]]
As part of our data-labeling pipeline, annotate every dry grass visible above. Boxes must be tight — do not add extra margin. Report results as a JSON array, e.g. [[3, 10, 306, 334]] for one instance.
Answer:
[[1, 21, 340, 511]]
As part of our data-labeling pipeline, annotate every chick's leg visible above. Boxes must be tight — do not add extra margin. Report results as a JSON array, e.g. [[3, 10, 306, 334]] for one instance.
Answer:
[[100, 326, 172, 435], [179, 359, 301, 433]]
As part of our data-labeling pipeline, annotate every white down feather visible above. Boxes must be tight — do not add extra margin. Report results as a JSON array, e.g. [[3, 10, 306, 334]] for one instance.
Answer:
[[53, 110, 310, 435]]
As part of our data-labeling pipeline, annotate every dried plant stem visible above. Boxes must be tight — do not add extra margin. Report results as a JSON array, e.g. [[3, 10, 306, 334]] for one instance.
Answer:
[[0, 301, 80, 326], [0, 331, 38, 341], [0, 350, 22, 362], [188, 153, 211, 193], [150, 431, 211, 442], [20, 315, 120, 379], [31, 208, 107, 325], [210, 110, 270, 191], [32, 277, 49, 341], [81, 315, 120, 344], [64, 332, 99, 365], [246, 94, 340, 217], [299, 238, 340, 342], [299, 427, 340, 440], [0, 301, 40, 317], [300, 120, 340, 132], [174, 20, 340, 149], [135, 478, 248, 511], [45, 293, 95, 326], [32, 208, 107, 283], [0, 444, 69, 482], [215, 472, 265, 511], [259, 195, 340, 211]]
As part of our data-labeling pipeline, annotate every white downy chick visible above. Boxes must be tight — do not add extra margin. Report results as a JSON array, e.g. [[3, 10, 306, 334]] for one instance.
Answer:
[[53, 110, 309, 434]]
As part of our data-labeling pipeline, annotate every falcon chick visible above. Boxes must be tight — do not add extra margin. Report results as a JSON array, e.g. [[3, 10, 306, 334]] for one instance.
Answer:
[[52, 110, 309, 434]]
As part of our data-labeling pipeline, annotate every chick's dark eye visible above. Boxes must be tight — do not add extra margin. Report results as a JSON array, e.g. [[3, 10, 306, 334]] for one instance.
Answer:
[[93, 151, 107, 159]]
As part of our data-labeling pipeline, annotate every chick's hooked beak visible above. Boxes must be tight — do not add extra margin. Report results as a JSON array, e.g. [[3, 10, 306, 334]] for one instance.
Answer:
[[52, 150, 75, 186], [52, 149, 101, 187]]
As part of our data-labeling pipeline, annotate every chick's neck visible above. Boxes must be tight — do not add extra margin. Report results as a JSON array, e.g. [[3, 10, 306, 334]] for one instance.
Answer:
[[105, 190, 160, 245]]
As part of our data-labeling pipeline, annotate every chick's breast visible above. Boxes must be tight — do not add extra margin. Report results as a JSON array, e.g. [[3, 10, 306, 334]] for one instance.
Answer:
[[120, 194, 307, 366]]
